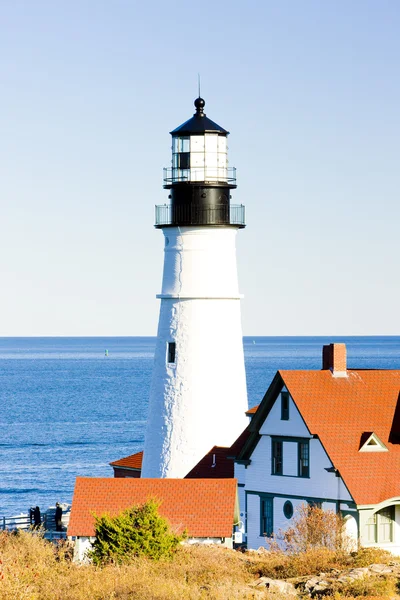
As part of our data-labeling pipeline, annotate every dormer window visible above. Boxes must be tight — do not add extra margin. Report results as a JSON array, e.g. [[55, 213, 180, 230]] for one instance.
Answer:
[[359, 432, 388, 452]]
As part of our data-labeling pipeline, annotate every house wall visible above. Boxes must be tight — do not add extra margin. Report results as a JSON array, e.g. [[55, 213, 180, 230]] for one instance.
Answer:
[[71, 535, 233, 561], [235, 463, 246, 525], [71, 536, 96, 563], [240, 389, 354, 550]]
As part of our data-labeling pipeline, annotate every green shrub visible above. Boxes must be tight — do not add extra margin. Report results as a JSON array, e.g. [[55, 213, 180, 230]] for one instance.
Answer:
[[88, 498, 185, 565]]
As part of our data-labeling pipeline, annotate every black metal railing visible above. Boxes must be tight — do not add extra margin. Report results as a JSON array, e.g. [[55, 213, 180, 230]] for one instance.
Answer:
[[163, 167, 236, 185], [155, 204, 245, 227]]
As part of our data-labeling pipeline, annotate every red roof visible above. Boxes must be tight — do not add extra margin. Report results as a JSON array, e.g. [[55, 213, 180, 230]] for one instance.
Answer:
[[185, 446, 234, 479], [68, 478, 238, 538], [246, 405, 259, 416], [273, 369, 400, 506], [110, 451, 143, 470]]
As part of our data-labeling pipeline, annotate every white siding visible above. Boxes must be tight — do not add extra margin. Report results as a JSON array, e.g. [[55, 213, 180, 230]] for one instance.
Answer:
[[245, 435, 352, 501], [259, 388, 310, 437], [246, 493, 263, 550], [235, 464, 247, 530], [273, 497, 304, 544]]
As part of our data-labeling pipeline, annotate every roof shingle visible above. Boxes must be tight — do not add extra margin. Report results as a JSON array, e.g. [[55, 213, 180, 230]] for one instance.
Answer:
[[279, 369, 400, 506], [68, 478, 238, 538]]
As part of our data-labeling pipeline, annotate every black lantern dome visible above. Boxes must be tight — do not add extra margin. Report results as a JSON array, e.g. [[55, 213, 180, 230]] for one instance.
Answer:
[[156, 98, 245, 228], [170, 97, 229, 136]]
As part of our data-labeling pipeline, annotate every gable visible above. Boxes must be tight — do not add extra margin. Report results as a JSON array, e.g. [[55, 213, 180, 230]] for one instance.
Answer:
[[259, 385, 311, 438], [281, 369, 400, 505], [185, 445, 234, 478], [236, 368, 400, 505]]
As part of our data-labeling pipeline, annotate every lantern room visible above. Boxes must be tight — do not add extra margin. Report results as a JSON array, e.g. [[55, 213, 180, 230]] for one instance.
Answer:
[[164, 98, 236, 186], [156, 97, 245, 228]]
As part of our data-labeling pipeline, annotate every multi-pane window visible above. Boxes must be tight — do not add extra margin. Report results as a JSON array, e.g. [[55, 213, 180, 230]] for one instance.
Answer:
[[366, 514, 377, 543], [272, 440, 283, 475], [378, 507, 394, 543], [271, 438, 310, 478], [281, 392, 289, 420], [260, 497, 273, 537], [366, 507, 394, 544], [298, 442, 309, 477]]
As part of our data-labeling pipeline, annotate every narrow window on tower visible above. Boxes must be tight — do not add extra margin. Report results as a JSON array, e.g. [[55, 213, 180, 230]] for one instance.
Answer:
[[167, 342, 176, 365]]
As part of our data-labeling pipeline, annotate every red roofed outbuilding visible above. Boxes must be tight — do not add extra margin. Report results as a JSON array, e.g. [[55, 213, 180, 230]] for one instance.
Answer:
[[68, 477, 239, 561]]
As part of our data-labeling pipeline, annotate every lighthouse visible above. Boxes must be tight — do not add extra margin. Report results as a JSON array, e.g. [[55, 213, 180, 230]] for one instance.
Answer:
[[141, 97, 248, 479]]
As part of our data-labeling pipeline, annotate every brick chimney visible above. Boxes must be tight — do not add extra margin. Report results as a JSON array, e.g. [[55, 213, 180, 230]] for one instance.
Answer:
[[322, 343, 347, 377]]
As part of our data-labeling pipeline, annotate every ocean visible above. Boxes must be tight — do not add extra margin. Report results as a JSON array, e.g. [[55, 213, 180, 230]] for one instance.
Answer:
[[0, 336, 399, 516]]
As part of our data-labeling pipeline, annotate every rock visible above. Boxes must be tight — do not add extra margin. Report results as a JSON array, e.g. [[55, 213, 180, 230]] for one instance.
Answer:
[[313, 581, 330, 592], [305, 576, 320, 590], [369, 563, 393, 574], [347, 567, 370, 579], [250, 577, 298, 596]]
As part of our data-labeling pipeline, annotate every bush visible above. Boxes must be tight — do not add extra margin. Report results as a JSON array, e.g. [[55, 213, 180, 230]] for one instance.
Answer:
[[282, 504, 347, 554], [88, 498, 185, 564]]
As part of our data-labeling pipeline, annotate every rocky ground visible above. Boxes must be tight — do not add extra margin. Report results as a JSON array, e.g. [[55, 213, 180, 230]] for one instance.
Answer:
[[249, 561, 400, 598]]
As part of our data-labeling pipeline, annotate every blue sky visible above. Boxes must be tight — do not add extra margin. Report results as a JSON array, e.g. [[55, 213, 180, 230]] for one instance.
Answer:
[[1, 0, 399, 335]]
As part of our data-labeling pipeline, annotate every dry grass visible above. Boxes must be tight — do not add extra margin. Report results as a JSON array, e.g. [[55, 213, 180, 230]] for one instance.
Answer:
[[0, 530, 398, 600], [0, 531, 259, 599], [329, 574, 398, 598], [247, 546, 394, 580]]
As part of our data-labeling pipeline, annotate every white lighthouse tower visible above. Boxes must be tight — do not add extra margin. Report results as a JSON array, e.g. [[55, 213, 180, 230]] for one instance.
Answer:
[[141, 97, 248, 478]]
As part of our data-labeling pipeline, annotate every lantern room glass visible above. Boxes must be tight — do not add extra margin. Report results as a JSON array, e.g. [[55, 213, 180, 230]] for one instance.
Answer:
[[171, 134, 228, 183]]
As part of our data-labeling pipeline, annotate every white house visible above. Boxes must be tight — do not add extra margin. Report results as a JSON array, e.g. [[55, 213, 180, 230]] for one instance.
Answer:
[[233, 343, 400, 554]]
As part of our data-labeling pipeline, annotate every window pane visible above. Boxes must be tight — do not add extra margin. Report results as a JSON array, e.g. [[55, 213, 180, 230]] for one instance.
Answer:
[[177, 137, 190, 152], [178, 153, 190, 169], [272, 441, 283, 475], [261, 498, 273, 536], [205, 134, 218, 152], [378, 507, 393, 543], [298, 442, 309, 477], [217, 136, 227, 152], [190, 135, 205, 152]]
